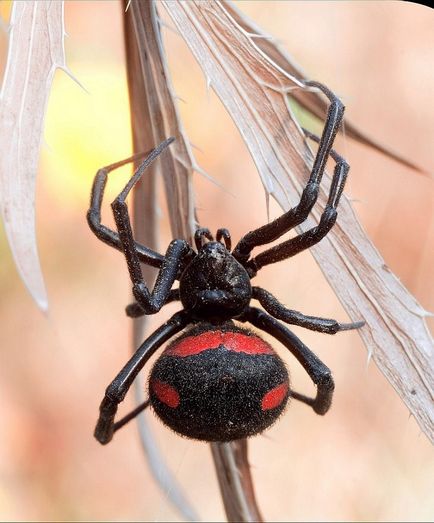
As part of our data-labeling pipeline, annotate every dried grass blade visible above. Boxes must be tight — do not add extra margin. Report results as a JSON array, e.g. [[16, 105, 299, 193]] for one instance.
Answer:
[[0, 1, 67, 310]]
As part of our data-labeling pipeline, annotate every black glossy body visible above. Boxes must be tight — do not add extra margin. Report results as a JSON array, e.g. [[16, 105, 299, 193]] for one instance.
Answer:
[[88, 80, 364, 445]]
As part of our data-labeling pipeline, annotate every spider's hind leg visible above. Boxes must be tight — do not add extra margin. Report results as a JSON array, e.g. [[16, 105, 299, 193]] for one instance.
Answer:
[[95, 311, 189, 444], [244, 307, 334, 415]]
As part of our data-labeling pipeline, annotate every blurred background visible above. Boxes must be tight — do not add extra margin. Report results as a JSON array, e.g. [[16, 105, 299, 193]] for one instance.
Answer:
[[0, 1, 433, 521]]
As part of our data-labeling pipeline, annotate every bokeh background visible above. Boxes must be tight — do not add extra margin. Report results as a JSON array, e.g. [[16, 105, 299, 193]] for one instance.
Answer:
[[0, 1, 433, 521]]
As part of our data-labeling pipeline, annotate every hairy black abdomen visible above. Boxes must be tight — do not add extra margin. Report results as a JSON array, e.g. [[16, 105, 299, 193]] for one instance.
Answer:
[[149, 345, 290, 441]]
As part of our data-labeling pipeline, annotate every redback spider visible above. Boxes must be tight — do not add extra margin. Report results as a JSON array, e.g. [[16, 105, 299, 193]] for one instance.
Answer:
[[87, 80, 364, 444]]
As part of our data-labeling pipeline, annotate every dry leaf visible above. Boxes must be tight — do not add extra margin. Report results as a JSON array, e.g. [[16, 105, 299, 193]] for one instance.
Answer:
[[0, 1, 67, 311], [161, 1, 434, 443]]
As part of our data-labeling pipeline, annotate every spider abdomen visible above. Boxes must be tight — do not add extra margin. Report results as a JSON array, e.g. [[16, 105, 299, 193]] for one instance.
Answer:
[[149, 325, 290, 441]]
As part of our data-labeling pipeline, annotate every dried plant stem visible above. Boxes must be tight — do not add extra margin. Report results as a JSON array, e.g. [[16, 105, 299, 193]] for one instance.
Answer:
[[122, 1, 264, 520], [123, 4, 198, 522], [211, 441, 264, 523], [222, 1, 423, 173]]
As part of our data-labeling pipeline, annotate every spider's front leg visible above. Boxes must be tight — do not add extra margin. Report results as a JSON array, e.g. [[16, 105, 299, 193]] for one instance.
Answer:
[[246, 144, 349, 272], [111, 152, 195, 315], [232, 81, 344, 265], [244, 307, 335, 415], [125, 289, 181, 318], [87, 139, 174, 268], [95, 311, 190, 444]]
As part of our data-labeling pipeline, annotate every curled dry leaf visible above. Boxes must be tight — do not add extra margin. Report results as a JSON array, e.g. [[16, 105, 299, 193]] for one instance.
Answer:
[[161, 1, 434, 443], [0, 1, 67, 311]]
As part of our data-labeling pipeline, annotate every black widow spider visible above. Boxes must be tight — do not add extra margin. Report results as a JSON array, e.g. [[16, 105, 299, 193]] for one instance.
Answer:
[[88, 80, 364, 444]]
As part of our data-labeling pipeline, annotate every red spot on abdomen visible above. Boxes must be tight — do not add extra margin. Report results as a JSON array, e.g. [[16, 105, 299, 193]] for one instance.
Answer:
[[261, 383, 289, 411], [166, 330, 274, 357], [152, 380, 180, 408]]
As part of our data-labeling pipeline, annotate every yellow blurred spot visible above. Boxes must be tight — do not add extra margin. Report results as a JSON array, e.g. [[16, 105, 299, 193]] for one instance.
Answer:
[[0, 1, 12, 22], [43, 63, 134, 208]]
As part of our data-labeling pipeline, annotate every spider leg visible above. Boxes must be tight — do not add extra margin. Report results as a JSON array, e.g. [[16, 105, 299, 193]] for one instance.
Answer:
[[252, 287, 364, 334], [111, 156, 194, 315], [113, 399, 151, 433], [243, 307, 334, 415], [232, 81, 344, 264], [87, 138, 174, 269], [247, 147, 348, 272], [95, 310, 190, 444], [125, 289, 180, 318]]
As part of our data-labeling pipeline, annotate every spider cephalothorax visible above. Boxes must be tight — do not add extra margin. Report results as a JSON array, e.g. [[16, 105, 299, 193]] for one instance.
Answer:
[[88, 80, 363, 445], [179, 237, 252, 321]]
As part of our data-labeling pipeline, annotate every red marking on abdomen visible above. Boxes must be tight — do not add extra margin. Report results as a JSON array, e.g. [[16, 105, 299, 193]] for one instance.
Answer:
[[261, 383, 289, 411], [151, 380, 180, 408], [166, 330, 274, 357]]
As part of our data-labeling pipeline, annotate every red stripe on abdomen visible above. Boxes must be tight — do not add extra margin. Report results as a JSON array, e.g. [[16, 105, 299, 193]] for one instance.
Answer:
[[151, 380, 180, 408], [166, 330, 274, 357], [261, 383, 289, 411]]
